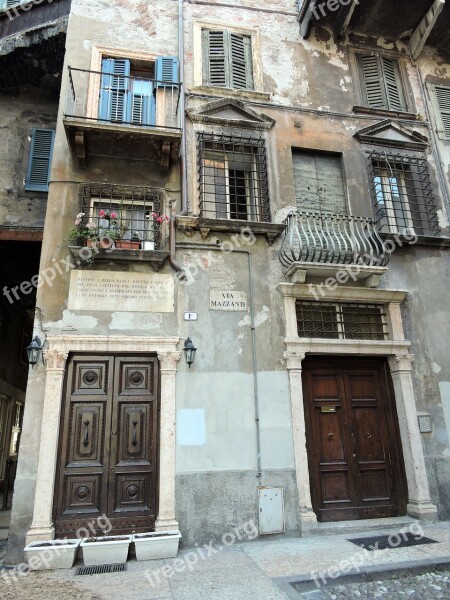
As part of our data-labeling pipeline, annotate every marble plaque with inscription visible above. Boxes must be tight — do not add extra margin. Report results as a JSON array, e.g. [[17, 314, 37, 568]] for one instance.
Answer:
[[210, 290, 247, 311], [68, 271, 174, 313]]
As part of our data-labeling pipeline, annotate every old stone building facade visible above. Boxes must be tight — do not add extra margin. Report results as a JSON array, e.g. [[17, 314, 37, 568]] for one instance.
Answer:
[[1, 0, 450, 563]]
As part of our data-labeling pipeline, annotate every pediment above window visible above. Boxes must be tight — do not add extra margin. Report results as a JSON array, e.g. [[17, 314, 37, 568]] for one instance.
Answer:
[[187, 99, 275, 130], [355, 120, 428, 150]]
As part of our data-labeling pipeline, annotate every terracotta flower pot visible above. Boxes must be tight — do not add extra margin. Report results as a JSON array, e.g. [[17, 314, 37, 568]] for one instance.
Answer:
[[115, 240, 140, 250]]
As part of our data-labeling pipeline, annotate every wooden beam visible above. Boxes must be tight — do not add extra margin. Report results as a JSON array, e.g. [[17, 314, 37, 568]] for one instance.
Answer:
[[410, 0, 445, 60], [0, 230, 43, 241]]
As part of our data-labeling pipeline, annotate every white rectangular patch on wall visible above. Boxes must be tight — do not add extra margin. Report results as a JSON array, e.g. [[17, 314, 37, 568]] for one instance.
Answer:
[[418, 414, 432, 433], [177, 409, 206, 446], [258, 486, 285, 535]]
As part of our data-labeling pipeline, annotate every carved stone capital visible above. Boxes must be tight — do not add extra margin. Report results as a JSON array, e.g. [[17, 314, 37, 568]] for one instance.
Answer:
[[388, 353, 415, 373], [158, 351, 182, 371], [284, 350, 306, 371], [44, 350, 68, 371]]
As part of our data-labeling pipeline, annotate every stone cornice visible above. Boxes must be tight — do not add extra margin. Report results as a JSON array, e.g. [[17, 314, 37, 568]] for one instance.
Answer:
[[277, 283, 408, 304], [46, 335, 180, 354]]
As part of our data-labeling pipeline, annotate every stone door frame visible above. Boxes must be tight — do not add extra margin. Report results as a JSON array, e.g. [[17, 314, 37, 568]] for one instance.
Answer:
[[278, 283, 438, 532], [26, 335, 180, 546]]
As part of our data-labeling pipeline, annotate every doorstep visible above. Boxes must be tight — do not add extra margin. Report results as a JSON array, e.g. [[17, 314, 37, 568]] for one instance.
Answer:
[[307, 516, 418, 537]]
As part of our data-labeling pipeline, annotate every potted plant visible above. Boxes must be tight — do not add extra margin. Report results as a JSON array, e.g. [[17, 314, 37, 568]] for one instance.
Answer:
[[68, 212, 99, 247], [24, 538, 80, 570], [80, 534, 132, 566], [142, 213, 170, 251], [133, 530, 181, 561]]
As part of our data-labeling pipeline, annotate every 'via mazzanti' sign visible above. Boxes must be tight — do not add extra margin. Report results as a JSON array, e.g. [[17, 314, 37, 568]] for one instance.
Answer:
[[209, 290, 247, 311]]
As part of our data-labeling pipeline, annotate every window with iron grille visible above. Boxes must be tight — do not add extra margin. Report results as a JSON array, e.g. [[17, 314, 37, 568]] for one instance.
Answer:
[[202, 29, 254, 90], [197, 133, 270, 222], [296, 301, 388, 341], [357, 53, 407, 113], [80, 184, 162, 249], [368, 151, 438, 236]]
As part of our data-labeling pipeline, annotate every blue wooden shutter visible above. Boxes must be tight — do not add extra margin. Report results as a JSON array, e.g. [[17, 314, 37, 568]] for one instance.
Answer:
[[434, 85, 450, 139], [99, 58, 131, 122], [155, 57, 179, 86], [25, 128, 55, 192], [127, 79, 155, 126]]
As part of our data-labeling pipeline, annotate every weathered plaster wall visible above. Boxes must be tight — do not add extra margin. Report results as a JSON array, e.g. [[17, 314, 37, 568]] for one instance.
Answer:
[[0, 89, 57, 229]]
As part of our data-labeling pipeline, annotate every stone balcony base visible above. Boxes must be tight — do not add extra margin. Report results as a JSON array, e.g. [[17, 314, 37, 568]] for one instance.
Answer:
[[285, 262, 388, 288]]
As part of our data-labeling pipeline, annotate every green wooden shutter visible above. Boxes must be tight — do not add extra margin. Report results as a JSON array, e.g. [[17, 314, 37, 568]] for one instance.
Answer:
[[434, 85, 450, 140], [381, 57, 406, 112], [359, 54, 385, 109], [25, 128, 55, 192], [359, 53, 406, 112], [292, 150, 347, 215], [203, 29, 227, 87], [230, 33, 254, 90]]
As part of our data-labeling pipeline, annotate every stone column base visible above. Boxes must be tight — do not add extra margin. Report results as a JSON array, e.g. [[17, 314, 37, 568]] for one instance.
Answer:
[[299, 509, 318, 534], [407, 501, 438, 521], [25, 525, 55, 547], [155, 518, 180, 531]]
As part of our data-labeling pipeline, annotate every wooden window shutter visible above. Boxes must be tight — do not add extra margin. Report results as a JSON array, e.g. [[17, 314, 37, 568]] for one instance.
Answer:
[[203, 29, 227, 87], [155, 56, 179, 86], [434, 85, 450, 140], [98, 58, 130, 122], [25, 128, 55, 192], [230, 33, 254, 90], [292, 150, 347, 215], [381, 57, 406, 112], [359, 54, 406, 112]]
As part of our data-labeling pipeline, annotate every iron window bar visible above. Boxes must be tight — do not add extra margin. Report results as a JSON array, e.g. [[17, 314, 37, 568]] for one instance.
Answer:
[[368, 150, 439, 237], [279, 211, 390, 268], [296, 301, 389, 341], [197, 132, 271, 223], [80, 183, 163, 250]]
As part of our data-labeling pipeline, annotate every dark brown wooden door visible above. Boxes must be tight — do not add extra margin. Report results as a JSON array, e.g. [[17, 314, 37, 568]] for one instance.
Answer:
[[54, 355, 159, 537], [303, 357, 407, 522]]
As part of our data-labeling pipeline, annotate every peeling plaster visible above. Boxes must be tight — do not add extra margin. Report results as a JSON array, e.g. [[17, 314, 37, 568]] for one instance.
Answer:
[[437, 209, 450, 229], [43, 310, 98, 330], [433, 362, 442, 374], [237, 305, 270, 338], [109, 312, 162, 330]]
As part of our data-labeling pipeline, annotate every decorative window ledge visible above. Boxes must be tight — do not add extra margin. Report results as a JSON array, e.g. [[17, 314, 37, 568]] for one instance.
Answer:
[[381, 232, 450, 248], [68, 246, 169, 271], [175, 216, 285, 245], [189, 86, 271, 102], [277, 282, 407, 304], [353, 105, 420, 121], [285, 262, 388, 288]]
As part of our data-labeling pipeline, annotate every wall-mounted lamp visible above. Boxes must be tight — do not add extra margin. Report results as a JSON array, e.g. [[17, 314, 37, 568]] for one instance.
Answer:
[[26, 337, 44, 367], [183, 337, 197, 368]]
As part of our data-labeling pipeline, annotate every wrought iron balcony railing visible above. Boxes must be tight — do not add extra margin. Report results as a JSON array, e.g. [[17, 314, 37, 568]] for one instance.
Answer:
[[65, 66, 181, 132], [279, 211, 391, 269]]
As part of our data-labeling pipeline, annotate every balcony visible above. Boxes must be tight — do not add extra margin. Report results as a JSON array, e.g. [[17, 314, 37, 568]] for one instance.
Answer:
[[68, 184, 170, 270], [0, 0, 70, 41], [63, 66, 182, 170], [278, 211, 390, 286], [299, 0, 450, 56]]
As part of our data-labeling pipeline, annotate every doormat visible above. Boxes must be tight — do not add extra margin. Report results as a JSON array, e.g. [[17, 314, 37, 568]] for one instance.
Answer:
[[348, 532, 438, 550], [75, 563, 127, 576]]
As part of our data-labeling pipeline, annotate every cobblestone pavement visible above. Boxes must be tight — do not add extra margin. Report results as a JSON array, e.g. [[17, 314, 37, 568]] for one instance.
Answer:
[[321, 571, 450, 599]]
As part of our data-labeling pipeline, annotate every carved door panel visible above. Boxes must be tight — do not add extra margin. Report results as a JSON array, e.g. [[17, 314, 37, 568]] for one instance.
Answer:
[[303, 357, 407, 522], [54, 355, 158, 537]]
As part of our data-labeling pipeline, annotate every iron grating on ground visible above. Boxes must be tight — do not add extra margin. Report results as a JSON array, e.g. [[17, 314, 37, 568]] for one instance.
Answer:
[[75, 563, 127, 576], [348, 531, 439, 550]]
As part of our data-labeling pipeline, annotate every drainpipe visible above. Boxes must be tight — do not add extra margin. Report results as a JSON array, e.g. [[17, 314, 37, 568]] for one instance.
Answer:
[[177, 242, 263, 481], [168, 0, 188, 277]]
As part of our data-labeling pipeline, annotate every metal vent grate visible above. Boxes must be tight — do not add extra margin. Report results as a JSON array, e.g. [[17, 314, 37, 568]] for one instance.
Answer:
[[75, 563, 127, 576], [349, 532, 439, 550]]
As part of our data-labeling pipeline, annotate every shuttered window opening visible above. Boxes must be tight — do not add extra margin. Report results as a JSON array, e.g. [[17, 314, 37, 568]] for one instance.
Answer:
[[434, 85, 450, 140], [25, 128, 55, 192], [357, 54, 407, 113], [292, 150, 347, 215], [296, 301, 388, 341], [368, 150, 439, 237], [202, 29, 254, 90]]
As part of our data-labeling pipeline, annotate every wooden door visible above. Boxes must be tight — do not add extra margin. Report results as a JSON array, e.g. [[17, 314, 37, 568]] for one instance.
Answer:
[[303, 357, 407, 522], [54, 355, 159, 537]]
